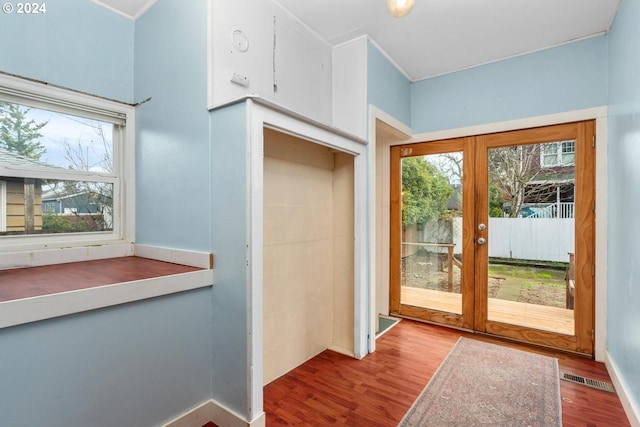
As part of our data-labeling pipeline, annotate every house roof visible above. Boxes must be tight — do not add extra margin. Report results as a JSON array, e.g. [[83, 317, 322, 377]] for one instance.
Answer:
[[42, 188, 113, 202], [0, 147, 58, 169], [530, 171, 576, 185], [42, 189, 86, 201]]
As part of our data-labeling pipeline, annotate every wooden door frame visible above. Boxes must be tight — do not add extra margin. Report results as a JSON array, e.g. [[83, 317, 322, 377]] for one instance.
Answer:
[[475, 120, 595, 355], [389, 120, 596, 356], [389, 137, 476, 330]]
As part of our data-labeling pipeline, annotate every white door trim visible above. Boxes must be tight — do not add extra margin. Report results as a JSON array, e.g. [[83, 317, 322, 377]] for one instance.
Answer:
[[246, 98, 369, 420]]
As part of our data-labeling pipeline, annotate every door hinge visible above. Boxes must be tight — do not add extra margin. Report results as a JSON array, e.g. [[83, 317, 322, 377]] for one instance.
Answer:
[[592, 135, 596, 148], [592, 329, 596, 343], [592, 264, 596, 276]]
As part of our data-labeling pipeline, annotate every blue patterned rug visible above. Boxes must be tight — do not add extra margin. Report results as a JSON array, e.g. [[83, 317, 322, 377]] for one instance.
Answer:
[[398, 337, 562, 427]]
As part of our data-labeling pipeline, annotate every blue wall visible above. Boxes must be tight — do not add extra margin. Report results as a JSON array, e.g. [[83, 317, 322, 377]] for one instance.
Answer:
[[2, 0, 638, 424], [411, 36, 608, 133], [606, 0, 640, 411], [0, 1, 215, 426], [136, 0, 252, 419], [0, 289, 213, 427], [0, 0, 133, 103], [134, 0, 211, 252], [367, 41, 412, 127], [209, 102, 250, 414]]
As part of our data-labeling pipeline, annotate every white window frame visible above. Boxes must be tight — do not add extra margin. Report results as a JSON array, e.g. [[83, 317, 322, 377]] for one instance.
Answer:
[[0, 180, 6, 232], [0, 74, 135, 258], [541, 140, 575, 168], [560, 140, 576, 164], [0, 76, 213, 331]]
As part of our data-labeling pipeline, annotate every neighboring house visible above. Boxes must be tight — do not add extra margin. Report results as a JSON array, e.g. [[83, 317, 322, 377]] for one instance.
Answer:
[[523, 140, 576, 218], [42, 189, 110, 215], [42, 189, 113, 232], [0, 149, 110, 234], [495, 141, 576, 218], [0, 147, 50, 233]]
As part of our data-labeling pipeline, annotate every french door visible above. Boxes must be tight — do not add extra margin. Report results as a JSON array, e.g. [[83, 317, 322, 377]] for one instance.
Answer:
[[390, 121, 595, 355]]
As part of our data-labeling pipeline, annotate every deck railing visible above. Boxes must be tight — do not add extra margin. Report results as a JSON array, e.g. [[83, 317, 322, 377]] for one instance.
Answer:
[[524, 202, 574, 219]]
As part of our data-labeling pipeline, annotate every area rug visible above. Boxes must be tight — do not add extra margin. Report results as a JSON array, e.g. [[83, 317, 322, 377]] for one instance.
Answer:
[[398, 337, 561, 427]]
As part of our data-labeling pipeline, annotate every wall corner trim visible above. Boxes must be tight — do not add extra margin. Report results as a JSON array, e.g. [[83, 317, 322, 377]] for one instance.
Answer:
[[161, 399, 266, 427], [604, 350, 640, 427]]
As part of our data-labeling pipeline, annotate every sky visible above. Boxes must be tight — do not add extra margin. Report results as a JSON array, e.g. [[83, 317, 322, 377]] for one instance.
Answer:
[[22, 106, 114, 173]]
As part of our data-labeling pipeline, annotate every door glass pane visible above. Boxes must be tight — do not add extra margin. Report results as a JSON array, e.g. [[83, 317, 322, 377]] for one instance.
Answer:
[[487, 142, 575, 335], [400, 152, 463, 315]]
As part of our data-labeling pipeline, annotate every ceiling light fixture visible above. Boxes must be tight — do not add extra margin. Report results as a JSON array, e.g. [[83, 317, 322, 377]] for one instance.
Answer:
[[387, 0, 415, 17]]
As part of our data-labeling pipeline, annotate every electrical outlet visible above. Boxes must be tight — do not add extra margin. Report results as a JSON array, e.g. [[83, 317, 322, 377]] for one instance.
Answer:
[[230, 72, 249, 87]]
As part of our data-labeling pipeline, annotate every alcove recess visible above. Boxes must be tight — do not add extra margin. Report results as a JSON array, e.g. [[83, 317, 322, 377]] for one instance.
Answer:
[[262, 128, 355, 385]]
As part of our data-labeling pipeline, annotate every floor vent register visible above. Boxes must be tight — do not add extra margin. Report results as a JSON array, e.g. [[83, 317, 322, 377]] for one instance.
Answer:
[[560, 371, 615, 393]]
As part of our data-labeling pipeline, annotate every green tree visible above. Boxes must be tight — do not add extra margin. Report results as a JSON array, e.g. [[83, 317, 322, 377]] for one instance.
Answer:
[[402, 157, 454, 227], [42, 213, 89, 233], [0, 102, 47, 159], [489, 183, 504, 217]]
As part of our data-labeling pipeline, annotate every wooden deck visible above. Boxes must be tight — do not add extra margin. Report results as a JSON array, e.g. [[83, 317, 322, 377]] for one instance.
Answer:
[[401, 286, 575, 335]]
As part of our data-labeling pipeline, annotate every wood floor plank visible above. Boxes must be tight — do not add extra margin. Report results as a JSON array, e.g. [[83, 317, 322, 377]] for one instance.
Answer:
[[264, 319, 630, 426]]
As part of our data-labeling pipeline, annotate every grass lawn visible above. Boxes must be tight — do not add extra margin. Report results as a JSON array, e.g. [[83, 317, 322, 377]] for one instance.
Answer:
[[401, 253, 569, 309], [488, 263, 567, 308]]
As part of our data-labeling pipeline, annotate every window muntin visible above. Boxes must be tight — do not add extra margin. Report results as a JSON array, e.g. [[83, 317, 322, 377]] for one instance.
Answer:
[[0, 76, 132, 247]]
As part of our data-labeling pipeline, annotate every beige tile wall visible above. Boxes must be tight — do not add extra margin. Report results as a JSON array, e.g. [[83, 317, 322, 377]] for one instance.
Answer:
[[263, 129, 354, 385]]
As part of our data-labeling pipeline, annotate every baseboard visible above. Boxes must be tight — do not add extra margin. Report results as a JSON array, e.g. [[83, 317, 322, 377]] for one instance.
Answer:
[[134, 244, 213, 269], [161, 400, 213, 427], [0, 242, 134, 270], [212, 403, 265, 427], [161, 399, 266, 427], [605, 350, 640, 427], [329, 344, 356, 358]]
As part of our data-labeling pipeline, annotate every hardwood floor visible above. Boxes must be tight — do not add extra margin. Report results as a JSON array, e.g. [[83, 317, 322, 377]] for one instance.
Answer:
[[263, 319, 630, 426]]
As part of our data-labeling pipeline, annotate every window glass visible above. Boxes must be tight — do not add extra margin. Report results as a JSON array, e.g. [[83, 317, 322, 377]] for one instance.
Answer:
[[541, 143, 558, 167], [0, 102, 114, 172], [561, 140, 575, 154], [561, 141, 575, 165], [0, 100, 119, 237], [540, 140, 575, 168]]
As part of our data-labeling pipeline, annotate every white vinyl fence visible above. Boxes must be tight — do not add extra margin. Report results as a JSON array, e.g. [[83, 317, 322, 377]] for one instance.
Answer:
[[451, 218, 574, 262]]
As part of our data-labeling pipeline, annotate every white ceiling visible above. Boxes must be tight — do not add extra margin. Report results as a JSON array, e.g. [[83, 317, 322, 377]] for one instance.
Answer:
[[91, 0, 156, 20], [95, 0, 620, 82]]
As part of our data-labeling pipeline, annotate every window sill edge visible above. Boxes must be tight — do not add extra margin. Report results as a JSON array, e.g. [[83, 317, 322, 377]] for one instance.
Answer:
[[0, 268, 214, 329]]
